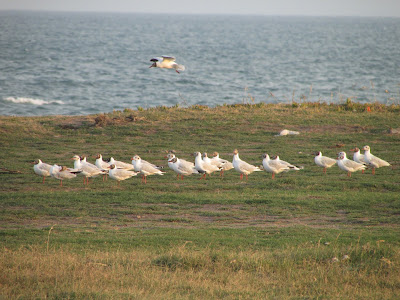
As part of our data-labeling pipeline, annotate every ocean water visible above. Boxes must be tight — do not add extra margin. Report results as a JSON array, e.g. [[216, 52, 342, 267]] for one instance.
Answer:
[[1, 11, 399, 116]]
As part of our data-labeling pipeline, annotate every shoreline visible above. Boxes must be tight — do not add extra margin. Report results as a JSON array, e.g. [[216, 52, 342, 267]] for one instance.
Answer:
[[1, 100, 400, 119]]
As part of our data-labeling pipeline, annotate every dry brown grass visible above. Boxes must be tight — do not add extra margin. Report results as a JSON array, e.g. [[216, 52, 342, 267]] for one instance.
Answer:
[[1, 243, 399, 299]]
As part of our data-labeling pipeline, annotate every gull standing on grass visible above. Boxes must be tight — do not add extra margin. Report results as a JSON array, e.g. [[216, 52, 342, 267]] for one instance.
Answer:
[[50, 165, 81, 187], [166, 153, 198, 180], [210, 152, 234, 177], [131, 155, 165, 184], [109, 157, 135, 170], [194, 152, 221, 180], [232, 149, 262, 180], [362, 145, 390, 175], [80, 156, 99, 169], [95, 154, 111, 171], [95, 154, 111, 181], [273, 156, 302, 171], [314, 151, 337, 174], [202, 152, 232, 177], [108, 164, 137, 186], [262, 153, 291, 179], [72, 155, 106, 185], [33, 159, 52, 183], [149, 56, 185, 73], [202, 152, 228, 172], [350, 147, 367, 173], [337, 152, 366, 177]]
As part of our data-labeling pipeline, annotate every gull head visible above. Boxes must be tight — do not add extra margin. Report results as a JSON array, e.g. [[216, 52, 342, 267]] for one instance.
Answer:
[[166, 153, 175, 160], [362, 145, 370, 151], [131, 155, 141, 161]]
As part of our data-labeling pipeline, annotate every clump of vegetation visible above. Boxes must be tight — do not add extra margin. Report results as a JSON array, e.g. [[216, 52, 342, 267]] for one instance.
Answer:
[[94, 112, 142, 127]]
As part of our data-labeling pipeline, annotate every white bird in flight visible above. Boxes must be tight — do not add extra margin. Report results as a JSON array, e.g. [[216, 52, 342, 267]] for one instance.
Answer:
[[149, 56, 185, 73]]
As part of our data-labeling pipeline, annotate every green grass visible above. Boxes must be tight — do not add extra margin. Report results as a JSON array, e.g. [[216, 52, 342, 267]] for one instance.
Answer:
[[1, 102, 400, 298]]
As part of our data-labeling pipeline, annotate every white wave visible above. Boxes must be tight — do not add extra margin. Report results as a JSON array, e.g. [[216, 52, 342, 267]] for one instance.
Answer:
[[4, 97, 65, 105]]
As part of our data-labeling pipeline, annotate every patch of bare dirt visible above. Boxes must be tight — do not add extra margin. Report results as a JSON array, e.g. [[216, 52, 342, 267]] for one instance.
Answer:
[[3, 204, 399, 230]]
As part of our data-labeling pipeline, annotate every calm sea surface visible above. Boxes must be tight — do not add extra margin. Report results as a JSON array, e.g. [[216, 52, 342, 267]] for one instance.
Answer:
[[1, 11, 399, 116]]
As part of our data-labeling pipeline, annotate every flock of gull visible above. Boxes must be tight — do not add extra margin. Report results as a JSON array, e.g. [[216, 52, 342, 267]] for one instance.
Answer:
[[32, 56, 391, 186], [33, 145, 390, 187]]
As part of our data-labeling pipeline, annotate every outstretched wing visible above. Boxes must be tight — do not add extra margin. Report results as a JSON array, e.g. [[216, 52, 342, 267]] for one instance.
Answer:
[[161, 56, 176, 62]]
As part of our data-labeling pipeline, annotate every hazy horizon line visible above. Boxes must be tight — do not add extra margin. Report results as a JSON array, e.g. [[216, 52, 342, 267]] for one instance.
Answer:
[[1, 9, 399, 19]]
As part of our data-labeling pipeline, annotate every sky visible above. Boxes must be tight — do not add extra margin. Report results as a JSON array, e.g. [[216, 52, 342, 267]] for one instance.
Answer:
[[1, 0, 400, 17]]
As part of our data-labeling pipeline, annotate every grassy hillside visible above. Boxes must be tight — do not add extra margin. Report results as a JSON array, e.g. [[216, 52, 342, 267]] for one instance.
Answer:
[[1, 102, 400, 299]]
